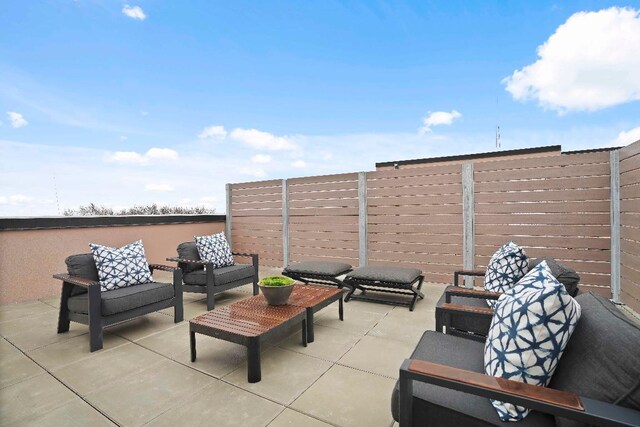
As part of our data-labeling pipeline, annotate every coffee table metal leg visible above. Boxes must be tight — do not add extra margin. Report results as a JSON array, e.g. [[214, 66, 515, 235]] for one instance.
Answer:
[[339, 297, 344, 321], [247, 339, 261, 383], [190, 331, 196, 362], [306, 308, 314, 343], [302, 319, 307, 347]]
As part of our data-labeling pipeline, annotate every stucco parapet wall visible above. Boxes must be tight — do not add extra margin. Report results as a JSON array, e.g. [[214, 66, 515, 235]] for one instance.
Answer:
[[0, 215, 226, 231]]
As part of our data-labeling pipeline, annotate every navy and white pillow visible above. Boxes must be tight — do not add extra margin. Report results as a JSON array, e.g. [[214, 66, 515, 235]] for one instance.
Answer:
[[194, 233, 234, 268], [484, 241, 528, 307], [484, 261, 582, 421], [90, 240, 153, 292]]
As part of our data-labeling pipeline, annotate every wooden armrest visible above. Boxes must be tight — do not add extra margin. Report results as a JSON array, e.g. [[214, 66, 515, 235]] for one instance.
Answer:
[[406, 359, 584, 411], [149, 263, 179, 272], [455, 269, 485, 276], [52, 273, 100, 289], [439, 303, 494, 316], [166, 257, 209, 265], [446, 287, 501, 300]]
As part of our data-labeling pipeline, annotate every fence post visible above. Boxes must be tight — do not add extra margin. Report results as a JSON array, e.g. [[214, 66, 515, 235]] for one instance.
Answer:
[[358, 172, 368, 267], [610, 150, 621, 302], [225, 183, 232, 251], [282, 179, 289, 268], [462, 163, 475, 288]]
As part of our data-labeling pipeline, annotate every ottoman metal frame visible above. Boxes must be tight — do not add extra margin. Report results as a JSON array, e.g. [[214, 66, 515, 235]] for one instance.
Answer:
[[344, 274, 425, 311]]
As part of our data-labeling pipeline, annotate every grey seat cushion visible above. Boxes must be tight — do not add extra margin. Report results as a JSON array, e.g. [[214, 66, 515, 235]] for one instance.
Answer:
[[283, 261, 352, 277], [183, 264, 255, 286], [176, 242, 204, 274], [67, 282, 174, 316], [529, 257, 580, 296], [391, 331, 553, 427], [436, 286, 492, 336], [346, 266, 422, 284], [549, 292, 640, 427]]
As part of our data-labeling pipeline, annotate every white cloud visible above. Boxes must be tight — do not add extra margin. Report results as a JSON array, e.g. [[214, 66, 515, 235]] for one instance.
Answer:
[[6, 111, 28, 128], [198, 125, 227, 140], [230, 128, 297, 151], [420, 110, 461, 133], [0, 194, 33, 205], [106, 147, 178, 165], [145, 147, 178, 160], [240, 167, 267, 178], [504, 7, 640, 113], [122, 4, 146, 20], [251, 154, 271, 164], [145, 183, 174, 192], [612, 126, 640, 146], [292, 160, 307, 168], [119, 136, 128, 141]]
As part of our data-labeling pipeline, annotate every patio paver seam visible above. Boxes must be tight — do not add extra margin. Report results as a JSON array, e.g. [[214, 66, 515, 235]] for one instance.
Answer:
[[1, 337, 121, 426]]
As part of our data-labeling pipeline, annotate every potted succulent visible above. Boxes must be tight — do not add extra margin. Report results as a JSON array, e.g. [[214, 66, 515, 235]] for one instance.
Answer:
[[259, 276, 295, 306]]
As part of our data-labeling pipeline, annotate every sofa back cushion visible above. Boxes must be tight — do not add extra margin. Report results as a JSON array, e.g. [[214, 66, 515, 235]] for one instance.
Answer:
[[529, 257, 580, 297], [484, 261, 582, 422], [549, 292, 640, 427], [484, 241, 529, 308], [177, 242, 204, 273], [65, 253, 100, 280]]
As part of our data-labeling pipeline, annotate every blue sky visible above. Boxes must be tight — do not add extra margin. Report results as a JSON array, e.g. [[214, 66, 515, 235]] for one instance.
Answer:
[[1, 1, 639, 215]]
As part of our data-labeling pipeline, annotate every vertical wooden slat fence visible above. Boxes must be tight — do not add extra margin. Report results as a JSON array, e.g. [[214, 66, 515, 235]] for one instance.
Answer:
[[287, 173, 360, 266], [474, 151, 612, 294], [227, 146, 640, 301], [366, 164, 464, 284], [229, 179, 283, 267], [619, 140, 640, 312]]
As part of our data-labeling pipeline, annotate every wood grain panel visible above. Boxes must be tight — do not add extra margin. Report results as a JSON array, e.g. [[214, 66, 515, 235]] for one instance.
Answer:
[[475, 163, 610, 183]]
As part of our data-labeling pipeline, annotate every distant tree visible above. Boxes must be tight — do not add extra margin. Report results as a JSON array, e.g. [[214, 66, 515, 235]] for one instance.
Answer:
[[63, 203, 215, 216]]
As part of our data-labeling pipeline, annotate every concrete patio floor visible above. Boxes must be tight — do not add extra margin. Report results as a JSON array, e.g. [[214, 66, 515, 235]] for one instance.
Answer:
[[0, 267, 447, 427]]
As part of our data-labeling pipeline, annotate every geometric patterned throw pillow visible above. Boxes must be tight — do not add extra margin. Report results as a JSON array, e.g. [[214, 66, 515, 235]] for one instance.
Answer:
[[89, 240, 153, 292], [484, 241, 529, 308], [194, 232, 234, 269], [484, 261, 582, 421]]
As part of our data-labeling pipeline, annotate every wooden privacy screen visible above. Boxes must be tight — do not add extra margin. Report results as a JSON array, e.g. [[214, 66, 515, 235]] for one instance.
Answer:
[[230, 179, 283, 268], [367, 165, 463, 284], [228, 149, 630, 298], [619, 141, 640, 312], [288, 173, 360, 266], [474, 151, 612, 295]]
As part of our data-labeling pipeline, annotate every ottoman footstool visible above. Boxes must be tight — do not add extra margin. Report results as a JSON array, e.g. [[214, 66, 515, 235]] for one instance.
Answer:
[[282, 261, 353, 288], [344, 266, 424, 311]]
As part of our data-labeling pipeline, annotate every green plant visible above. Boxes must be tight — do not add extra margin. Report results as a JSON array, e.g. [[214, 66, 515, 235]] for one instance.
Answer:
[[63, 203, 215, 216], [259, 276, 295, 287]]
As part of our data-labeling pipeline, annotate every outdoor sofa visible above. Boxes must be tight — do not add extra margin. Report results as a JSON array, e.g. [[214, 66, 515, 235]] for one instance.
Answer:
[[392, 292, 640, 426]]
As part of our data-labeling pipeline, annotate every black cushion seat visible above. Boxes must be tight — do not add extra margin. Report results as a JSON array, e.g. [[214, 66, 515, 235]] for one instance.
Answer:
[[176, 242, 204, 273], [346, 266, 422, 284], [182, 264, 254, 286], [67, 282, 175, 316], [283, 261, 352, 277], [391, 331, 553, 427]]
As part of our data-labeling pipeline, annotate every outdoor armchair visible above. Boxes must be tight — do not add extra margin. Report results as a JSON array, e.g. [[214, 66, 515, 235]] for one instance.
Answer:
[[54, 253, 183, 352], [167, 242, 259, 310], [437, 259, 581, 341]]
